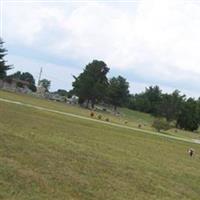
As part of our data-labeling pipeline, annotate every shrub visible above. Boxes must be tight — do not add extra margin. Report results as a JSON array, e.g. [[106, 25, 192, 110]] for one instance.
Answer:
[[90, 112, 94, 117], [98, 114, 102, 120], [152, 118, 171, 132], [105, 118, 109, 122], [29, 84, 37, 92], [17, 82, 24, 88]]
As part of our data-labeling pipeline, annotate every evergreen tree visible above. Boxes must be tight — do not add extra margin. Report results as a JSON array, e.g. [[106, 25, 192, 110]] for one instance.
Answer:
[[0, 38, 11, 79]]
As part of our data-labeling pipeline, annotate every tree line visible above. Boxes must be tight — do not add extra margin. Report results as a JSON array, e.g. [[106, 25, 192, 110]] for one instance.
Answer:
[[128, 86, 200, 131], [72, 61, 200, 132]]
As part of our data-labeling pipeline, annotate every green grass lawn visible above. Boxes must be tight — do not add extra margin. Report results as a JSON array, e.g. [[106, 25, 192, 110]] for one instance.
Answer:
[[1, 90, 199, 141], [1, 90, 200, 199]]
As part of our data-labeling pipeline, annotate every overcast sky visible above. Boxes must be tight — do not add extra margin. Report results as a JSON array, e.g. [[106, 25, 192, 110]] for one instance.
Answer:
[[2, 0, 200, 97]]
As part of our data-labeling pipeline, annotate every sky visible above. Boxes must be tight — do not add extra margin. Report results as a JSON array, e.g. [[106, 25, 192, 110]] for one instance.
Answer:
[[1, 0, 200, 98]]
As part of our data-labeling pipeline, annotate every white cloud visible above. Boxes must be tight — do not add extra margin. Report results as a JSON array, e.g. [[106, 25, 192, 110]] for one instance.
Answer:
[[3, 0, 200, 96]]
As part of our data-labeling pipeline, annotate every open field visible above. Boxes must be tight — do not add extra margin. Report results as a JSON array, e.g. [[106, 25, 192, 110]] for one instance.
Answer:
[[1, 90, 200, 199]]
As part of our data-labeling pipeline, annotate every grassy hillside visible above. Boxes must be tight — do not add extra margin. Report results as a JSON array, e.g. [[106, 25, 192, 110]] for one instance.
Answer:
[[0, 90, 199, 140], [0, 90, 200, 199], [119, 107, 200, 140]]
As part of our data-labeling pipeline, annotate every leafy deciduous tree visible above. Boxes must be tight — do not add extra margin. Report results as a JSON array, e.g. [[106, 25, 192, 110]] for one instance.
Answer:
[[107, 76, 129, 111], [10, 71, 36, 92], [39, 79, 51, 92], [157, 90, 185, 121], [72, 60, 109, 108], [176, 98, 199, 131]]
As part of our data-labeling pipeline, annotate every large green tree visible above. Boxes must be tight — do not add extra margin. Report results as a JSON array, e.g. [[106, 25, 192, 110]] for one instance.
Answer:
[[176, 98, 199, 131], [72, 60, 109, 108], [20, 72, 36, 86], [10, 71, 37, 92], [144, 86, 162, 115], [157, 90, 186, 121], [0, 39, 11, 79], [107, 76, 129, 111]]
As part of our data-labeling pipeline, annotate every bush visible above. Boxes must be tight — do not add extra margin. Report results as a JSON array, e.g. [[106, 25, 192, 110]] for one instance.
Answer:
[[17, 82, 24, 88], [152, 118, 171, 132], [29, 84, 37, 92], [105, 118, 109, 122], [90, 112, 94, 117], [98, 114, 102, 120]]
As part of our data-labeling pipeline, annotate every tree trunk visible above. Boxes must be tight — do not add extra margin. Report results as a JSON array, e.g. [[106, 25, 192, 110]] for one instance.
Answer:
[[86, 99, 89, 108], [91, 98, 95, 109]]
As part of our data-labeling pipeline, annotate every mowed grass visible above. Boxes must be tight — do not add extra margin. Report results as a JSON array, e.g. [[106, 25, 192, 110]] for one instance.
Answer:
[[1, 90, 200, 141], [0, 91, 149, 128], [1, 91, 200, 199]]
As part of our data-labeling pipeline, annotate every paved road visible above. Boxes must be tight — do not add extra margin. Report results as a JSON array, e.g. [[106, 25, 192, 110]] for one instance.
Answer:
[[1, 97, 200, 145]]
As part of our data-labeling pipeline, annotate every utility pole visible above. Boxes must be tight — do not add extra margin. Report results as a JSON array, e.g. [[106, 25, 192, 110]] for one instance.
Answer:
[[37, 67, 43, 86]]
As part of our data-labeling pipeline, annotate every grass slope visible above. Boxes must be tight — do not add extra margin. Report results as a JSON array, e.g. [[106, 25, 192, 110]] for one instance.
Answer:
[[0, 91, 200, 199], [1, 90, 199, 141]]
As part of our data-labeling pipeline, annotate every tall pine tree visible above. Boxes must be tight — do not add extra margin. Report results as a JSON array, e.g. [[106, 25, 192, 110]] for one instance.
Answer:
[[0, 38, 11, 79]]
